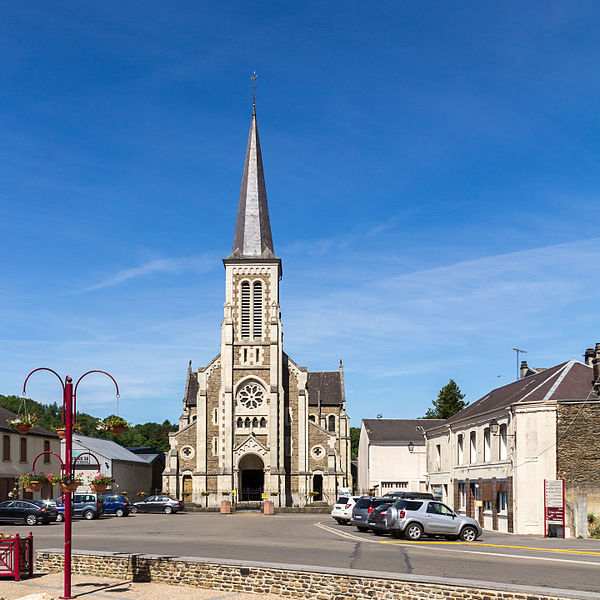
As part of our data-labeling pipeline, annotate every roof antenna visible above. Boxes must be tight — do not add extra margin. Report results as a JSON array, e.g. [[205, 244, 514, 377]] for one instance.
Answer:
[[512, 348, 527, 380], [250, 70, 258, 114]]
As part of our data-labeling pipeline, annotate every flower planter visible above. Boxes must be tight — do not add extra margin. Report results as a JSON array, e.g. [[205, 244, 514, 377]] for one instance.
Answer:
[[55, 428, 66, 440], [14, 423, 32, 435], [25, 481, 42, 493], [109, 425, 126, 435], [60, 482, 80, 493], [90, 484, 107, 493]]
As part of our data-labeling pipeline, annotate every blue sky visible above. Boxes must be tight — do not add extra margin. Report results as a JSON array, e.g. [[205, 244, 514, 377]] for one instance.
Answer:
[[2, 2, 599, 426]]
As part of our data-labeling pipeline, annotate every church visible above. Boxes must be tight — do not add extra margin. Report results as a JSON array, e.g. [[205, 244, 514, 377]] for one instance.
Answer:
[[162, 104, 352, 507]]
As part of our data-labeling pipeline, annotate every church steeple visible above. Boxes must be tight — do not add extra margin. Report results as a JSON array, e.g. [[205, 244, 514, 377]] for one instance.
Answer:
[[229, 107, 276, 259]]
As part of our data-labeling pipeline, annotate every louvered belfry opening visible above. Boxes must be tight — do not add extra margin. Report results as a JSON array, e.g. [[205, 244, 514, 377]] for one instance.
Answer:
[[253, 281, 262, 338], [241, 281, 251, 338]]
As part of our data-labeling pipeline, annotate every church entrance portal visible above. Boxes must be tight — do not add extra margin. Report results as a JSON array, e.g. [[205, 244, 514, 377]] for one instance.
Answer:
[[239, 454, 264, 502], [313, 474, 323, 501]]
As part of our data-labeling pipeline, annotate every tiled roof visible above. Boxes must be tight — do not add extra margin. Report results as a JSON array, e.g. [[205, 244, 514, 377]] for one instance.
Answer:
[[445, 360, 595, 426], [363, 419, 445, 442], [307, 371, 343, 406]]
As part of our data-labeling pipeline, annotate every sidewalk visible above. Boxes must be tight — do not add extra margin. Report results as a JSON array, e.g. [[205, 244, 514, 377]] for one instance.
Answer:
[[0, 572, 284, 600]]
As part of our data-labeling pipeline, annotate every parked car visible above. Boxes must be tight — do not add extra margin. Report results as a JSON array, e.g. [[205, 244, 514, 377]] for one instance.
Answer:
[[386, 498, 482, 541], [366, 502, 394, 535], [56, 492, 105, 521], [350, 497, 393, 532], [383, 491, 434, 500], [331, 495, 360, 525], [101, 494, 130, 517], [131, 495, 183, 514], [0, 499, 56, 525]]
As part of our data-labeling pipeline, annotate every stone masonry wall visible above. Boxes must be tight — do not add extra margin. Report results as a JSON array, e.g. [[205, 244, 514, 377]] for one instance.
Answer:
[[36, 550, 577, 600], [557, 402, 600, 482]]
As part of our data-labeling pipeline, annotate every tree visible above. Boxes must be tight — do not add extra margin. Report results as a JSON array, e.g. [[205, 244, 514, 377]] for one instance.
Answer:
[[350, 427, 360, 459], [422, 379, 468, 419]]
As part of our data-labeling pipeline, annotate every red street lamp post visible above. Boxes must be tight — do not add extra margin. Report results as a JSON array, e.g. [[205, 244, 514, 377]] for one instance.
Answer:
[[22, 368, 119, 600]]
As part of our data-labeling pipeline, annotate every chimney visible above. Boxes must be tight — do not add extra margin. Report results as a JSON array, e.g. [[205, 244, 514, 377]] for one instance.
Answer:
[[593, 343, 600, 389], [584, 348, 595, 366], [520, 360, 529, 379]]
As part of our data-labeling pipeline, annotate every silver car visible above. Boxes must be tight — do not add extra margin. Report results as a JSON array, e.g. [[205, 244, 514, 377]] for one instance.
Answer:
[[386, 498, 482, 541]]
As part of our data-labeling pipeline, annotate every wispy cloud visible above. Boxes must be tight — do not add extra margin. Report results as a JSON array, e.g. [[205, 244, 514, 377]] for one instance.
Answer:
[[74, 254, 216, 293]]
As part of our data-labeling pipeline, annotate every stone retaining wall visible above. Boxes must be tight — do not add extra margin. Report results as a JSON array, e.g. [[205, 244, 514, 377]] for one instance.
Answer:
[[36, 549, 588, 600]]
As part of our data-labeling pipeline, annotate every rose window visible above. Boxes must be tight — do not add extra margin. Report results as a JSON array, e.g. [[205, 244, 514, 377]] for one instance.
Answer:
[[238, 383, 265, 410]]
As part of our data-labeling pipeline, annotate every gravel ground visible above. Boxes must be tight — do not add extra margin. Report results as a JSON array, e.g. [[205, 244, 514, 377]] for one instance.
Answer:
[[0, 572, 285, 600]]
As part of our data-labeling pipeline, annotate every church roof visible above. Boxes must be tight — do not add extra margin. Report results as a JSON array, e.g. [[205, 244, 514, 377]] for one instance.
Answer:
[[363, 419, 445, 443], [228, 107, 277, 260], [307, 371, 343, 406]]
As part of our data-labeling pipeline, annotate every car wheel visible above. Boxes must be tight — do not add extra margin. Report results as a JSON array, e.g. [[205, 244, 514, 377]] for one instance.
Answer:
[[115, 508, 125, 517], [405, 522, 424, 541], [164, 506, 173, 514], [56, 513, 64, 522], [357, 526, 369, 532], [130, 506, 138, 514], [83, 510, 95, 520], [460, 526, 478, 542], [26, 514, 38, 526]]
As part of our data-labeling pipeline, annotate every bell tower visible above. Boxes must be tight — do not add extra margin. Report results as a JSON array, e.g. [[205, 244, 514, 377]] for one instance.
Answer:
[[218, 104, 286, 498]]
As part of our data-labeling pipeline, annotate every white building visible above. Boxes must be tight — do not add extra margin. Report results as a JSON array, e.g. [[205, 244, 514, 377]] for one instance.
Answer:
[[358, 419, 444, 495], [64, 435, 152, 497], [424, 352, 600, 537]]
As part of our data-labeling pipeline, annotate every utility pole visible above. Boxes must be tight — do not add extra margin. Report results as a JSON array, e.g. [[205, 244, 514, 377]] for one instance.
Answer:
[[512, 348, 527, 380]]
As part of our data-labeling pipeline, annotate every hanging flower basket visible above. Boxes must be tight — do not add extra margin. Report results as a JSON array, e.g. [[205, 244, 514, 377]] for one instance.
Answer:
[[60, 481, 80, 493], [25, 481, 43, 493], [89, 474, 113, 493], [99, 415, 129, 436], [55, 428, 67, 439], [8, 400, 37, 435], [90, 483, 107, 493]]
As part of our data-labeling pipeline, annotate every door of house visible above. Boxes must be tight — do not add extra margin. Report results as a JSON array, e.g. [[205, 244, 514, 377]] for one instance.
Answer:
[[182, 475, 193, 502]]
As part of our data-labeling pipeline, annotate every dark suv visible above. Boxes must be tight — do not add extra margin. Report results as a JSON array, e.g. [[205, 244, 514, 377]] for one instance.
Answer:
[[350, 497, 393, 532], [383, 491, 434, 500]]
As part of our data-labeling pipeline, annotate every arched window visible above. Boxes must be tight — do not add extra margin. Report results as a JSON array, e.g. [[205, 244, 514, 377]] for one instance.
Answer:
[[328, 415, 335, 432], [260, 417, 266, 428], [252, 417, 258, 427], [237, 417, 243, 428], [241, 282, 251, 339], [253, 281, 262, 338], [309, 415, 316, 422], [245, 417, 251, 427]]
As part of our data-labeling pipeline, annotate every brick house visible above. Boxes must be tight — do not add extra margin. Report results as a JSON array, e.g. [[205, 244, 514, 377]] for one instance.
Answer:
[[162, 106, 352, 507], [424, 345, 600, 537]]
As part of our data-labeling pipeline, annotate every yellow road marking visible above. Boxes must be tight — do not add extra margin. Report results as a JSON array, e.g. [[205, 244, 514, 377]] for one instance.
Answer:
[[316, 522, 600, 558]]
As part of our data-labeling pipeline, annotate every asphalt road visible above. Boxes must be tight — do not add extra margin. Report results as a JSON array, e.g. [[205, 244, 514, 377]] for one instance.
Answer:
[[9, 512, 600, 595]]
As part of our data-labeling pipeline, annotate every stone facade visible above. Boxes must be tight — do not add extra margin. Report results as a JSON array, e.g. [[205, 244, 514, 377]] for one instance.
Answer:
[[36, 550, 577, 600], [162, 108, 351, 507]]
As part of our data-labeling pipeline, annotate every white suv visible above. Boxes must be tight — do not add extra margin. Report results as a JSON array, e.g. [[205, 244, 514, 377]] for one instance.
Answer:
[[331, 495, 359, 525]]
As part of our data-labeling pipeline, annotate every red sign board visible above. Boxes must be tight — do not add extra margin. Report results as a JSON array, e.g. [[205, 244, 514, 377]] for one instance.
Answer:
[[544, 480, 565, 537]]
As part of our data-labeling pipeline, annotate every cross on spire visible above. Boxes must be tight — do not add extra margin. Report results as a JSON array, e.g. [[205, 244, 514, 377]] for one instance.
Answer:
[[250, 71, 258, 113]]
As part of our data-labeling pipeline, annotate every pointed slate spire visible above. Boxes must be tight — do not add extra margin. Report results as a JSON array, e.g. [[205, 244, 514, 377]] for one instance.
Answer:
[[229, 107, 276, 259]]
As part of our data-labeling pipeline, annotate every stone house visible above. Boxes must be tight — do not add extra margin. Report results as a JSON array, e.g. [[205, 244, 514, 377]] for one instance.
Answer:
[[0, 406, 60, 501], [423, 344, 600, 537], [357, 419, 444, 495], [162, 106, 352, 507]]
